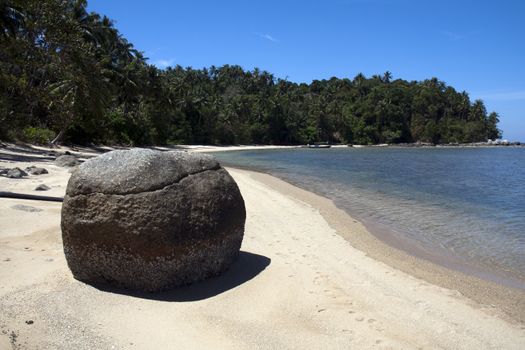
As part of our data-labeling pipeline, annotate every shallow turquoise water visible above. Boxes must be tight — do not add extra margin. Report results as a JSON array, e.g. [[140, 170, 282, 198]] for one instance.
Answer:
[[213, 147, 525, 288]]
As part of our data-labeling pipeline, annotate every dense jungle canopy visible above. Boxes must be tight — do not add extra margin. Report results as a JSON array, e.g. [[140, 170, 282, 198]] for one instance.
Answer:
[[0, 0, 501, 145]]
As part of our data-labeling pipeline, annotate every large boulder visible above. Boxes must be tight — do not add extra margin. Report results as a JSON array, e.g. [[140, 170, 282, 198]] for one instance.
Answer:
[[61, 149, 246, 292]]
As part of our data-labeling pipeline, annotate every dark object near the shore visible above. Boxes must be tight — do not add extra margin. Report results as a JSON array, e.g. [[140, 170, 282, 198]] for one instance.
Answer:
[[11, 204, 42, 212], [25, 320, 34, 325], [26, 166, 48, 175], [0, 191, 63, 202], [6, 167, 28, 178], [35, 184, 51, 191], [54, 155, 80, 167], [61, 148, 246, 292]]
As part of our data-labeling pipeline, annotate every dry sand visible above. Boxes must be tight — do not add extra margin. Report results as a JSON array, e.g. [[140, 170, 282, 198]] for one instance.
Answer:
[[0, 144, 524, 349]]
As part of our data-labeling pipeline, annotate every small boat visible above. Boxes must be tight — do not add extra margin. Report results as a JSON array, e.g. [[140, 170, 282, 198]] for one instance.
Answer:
[[308, 142, 331, 149]]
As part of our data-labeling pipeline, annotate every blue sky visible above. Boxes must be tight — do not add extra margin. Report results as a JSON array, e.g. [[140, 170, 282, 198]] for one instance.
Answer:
[[88, 0, 525, 141]]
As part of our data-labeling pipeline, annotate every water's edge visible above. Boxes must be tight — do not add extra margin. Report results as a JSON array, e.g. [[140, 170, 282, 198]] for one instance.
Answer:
[[229, 165, 525, 325], [219, 156, 525, 292]]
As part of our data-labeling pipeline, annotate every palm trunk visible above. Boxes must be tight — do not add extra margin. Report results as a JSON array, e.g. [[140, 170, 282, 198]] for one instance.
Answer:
[[51, 111, 74, 146], [50, 129, 65, 146]]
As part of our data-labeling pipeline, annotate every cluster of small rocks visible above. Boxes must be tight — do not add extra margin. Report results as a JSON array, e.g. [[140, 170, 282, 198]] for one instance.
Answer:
[[0, 166, 49, 178], [1, 153, 82, 192], [0, 167, 28, 178], [0, 166, 52, 191]]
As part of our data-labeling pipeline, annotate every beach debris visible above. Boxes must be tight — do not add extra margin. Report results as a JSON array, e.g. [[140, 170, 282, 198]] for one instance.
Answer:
[[9, 331, 18, 347], [34, 184, 51, 191], [61, 148, 246, 292], [0, 167, 8, 175], [5, 167, 28, 178], [10, 204, 43, 212], [25, 320, 33, 325], [25, 166, 48, 175], [54, 155, 80, 167]]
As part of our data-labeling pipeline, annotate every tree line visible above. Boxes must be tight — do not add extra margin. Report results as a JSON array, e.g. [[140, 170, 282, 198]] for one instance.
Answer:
[[1, 0, 502, 146]]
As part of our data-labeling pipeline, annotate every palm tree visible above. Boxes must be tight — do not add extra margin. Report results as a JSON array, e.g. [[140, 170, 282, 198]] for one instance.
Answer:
[[382, 71, 393, 83], [0, 0, 23, 38]]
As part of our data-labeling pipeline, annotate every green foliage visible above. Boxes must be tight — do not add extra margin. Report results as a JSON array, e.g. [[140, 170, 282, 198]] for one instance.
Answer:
[[20, 127, 55, 144], [0, 0, 502, 146]]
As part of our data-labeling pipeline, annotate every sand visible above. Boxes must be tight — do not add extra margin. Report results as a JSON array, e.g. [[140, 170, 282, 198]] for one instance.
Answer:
[[0, 144, 524, 349]]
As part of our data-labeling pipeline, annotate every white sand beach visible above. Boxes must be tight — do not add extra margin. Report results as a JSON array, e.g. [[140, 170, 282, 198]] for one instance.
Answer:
[[0, 144, 524, 349]]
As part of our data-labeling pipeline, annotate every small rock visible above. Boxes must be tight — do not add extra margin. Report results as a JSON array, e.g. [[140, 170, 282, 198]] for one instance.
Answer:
[[35, 184, 51, 191], [11, 205, 43, 212], [25, 320, 34, 325], [54, 155, 80, 167], [5, 167, 28, 178], [25, 166, 48, 175]]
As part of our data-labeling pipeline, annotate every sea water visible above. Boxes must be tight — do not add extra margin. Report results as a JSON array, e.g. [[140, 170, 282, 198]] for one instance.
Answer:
[[213, 147, 525, 289]]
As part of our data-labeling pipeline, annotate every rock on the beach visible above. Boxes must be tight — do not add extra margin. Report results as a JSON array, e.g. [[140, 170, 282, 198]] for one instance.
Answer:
[[35, 184, 51, 191], [54, 155, 80, 167], [26, 166, 49, 175], [6, 167, 28, 178], [61, 148, 246, 292]]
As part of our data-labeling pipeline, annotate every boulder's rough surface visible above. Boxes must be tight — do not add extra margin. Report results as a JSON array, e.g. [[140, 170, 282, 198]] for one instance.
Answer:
[[54, 155, 80, 167], [61, 148, 246, 292]]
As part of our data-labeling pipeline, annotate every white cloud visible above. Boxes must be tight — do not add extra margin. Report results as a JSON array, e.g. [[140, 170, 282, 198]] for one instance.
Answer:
[[152, 58, 175, 68], [441, 30, 465, 41], [257, 33, 279, 42], [475, 91, 525, 101]]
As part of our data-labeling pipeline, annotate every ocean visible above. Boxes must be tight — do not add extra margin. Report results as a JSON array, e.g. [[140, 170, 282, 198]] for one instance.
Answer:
[[213, 147, 525, 290]]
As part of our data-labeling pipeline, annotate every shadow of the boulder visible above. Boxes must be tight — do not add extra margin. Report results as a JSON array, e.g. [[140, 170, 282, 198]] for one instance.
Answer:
[[91, 251, 271, 302]]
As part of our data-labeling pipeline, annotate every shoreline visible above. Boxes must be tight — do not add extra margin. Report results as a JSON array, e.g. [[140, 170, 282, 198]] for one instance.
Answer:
[[213, 154, 525, 293], [237, 168, 525, 325], [360, 217, 525, 291], [2, 142, 524, 303], [0, 144, 525, 350], [251, 168, 525, 292], [1, 144, 524, 348]]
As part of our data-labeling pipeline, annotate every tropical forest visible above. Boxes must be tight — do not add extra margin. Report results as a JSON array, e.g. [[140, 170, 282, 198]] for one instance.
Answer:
[[0, 0, 502, 146]]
